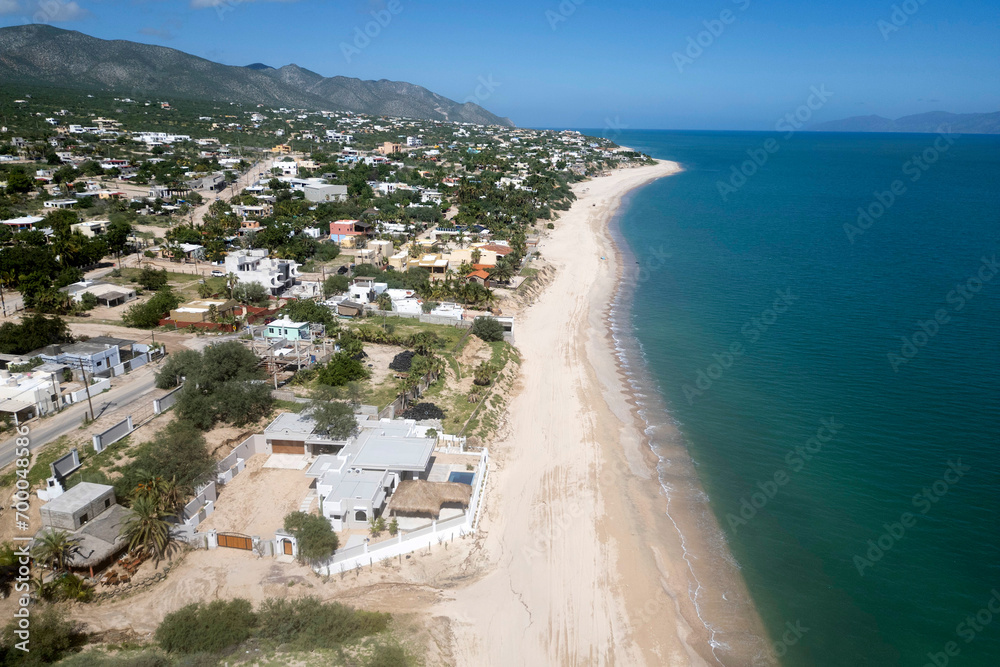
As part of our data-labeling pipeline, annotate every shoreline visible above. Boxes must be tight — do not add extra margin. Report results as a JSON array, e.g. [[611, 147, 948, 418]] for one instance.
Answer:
[[437, 160, 770, 665]]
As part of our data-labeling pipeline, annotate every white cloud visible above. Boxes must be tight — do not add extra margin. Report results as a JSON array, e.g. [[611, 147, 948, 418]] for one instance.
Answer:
[[0, 0, 23, 16], [2, 0, 92, 22]]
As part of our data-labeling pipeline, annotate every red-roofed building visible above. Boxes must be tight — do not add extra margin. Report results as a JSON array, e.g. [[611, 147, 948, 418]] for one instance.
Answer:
[[480, 243, 513, 256], [466, 269, 495, 287]]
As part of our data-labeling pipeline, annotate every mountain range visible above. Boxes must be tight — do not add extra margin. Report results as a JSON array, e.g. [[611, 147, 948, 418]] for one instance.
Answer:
[[809, 111, 1000, 134], [0, 25, 514, 127]]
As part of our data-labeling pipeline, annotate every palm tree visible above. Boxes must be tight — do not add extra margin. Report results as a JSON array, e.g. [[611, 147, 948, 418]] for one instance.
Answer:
[[32, 530, 80, 574], [134, 473, 183, 516], [120, 496, 175, 564]]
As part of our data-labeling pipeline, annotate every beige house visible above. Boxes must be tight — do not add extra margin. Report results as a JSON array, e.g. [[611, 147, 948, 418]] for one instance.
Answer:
[[388, 250, 409, 271], [416, 254, 449, 280], [169, 298, 239, 323]]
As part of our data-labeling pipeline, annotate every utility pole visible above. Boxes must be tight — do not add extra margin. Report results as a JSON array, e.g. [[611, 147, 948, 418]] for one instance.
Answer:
[[78, 357, 95, 423]]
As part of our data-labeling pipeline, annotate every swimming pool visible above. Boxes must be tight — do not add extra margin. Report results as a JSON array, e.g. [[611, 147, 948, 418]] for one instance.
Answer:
[[448, 471, 475, 485]]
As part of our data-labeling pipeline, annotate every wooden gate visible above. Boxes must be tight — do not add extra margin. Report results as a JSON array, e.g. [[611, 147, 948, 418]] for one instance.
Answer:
[[217, 533, 253, 550], [283, 540, 293, 555]]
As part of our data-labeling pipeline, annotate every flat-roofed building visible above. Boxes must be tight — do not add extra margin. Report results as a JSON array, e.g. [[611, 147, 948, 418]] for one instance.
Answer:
[[169, 298, 239, 323]]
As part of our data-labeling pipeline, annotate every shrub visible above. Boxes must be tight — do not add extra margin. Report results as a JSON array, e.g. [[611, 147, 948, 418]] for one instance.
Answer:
[[256, 597, 389, 649], [122, 287, 180, 328], [365, 640, 414, 667], [317, 353, 369, 386], [79, 292, 99, 311], [0, 605, 85, 665], [471, 316, 504, 342], [155, 599, 257, 655]]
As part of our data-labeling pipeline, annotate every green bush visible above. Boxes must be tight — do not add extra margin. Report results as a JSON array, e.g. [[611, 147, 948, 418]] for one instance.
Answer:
[[471, 316, 504, 342], [316, 353, 369, 387], [122, 287, 180, 328], [0, 605, 85, 665], [365, 640, 415, 667], [256, 597, 389, 649], [79, 292, 99, 311], [155, 599, 257, 655]]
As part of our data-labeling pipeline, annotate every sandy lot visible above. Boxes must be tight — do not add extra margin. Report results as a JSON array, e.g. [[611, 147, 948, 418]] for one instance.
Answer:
[[199, 454, 313, 537]]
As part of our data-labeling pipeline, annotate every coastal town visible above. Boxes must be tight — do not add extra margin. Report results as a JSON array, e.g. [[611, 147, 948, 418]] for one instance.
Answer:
[[0, 90, 698, 665]]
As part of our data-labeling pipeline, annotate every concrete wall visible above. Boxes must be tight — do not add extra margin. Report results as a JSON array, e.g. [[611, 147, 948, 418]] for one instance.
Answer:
[[154, 385, 183, 414], [217, 434, 267, 484], [92, 416, 133, 453], [66, 378, 110, 405], [49, 448, 81, 478]]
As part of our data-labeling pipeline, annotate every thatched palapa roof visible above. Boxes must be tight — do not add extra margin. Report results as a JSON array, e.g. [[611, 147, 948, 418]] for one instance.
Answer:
[[387, 480, 472, 518]]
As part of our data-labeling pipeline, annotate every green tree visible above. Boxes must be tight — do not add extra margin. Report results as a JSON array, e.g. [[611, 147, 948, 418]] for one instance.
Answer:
[[138, 267, 168, 290], [114, 420, 215, 497], [4, 168, 33, 195], [323, 274, 350, 296], [155, 349, 201, 389], [0, 314, 72, 354], [283, 512, 338, 564], [305, 396, 358, 440], [104, 219, 133, 258], [232, 281, 269, 307]]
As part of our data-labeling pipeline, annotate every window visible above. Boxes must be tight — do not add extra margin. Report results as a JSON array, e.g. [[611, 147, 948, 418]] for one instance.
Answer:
[[104, 499, 111, 508], [79, 513, 89, 525]]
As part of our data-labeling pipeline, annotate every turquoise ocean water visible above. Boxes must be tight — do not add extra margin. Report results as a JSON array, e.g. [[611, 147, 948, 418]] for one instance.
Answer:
[[590, 129, 1000, 666]]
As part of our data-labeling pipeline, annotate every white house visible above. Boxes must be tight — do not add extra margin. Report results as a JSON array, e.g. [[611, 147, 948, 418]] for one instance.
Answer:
[[303, 417, 436, 530], [223, 249, 300, 296]]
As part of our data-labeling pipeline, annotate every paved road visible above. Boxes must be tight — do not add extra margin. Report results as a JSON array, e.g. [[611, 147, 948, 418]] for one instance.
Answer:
[[0, 370, 159, 469]]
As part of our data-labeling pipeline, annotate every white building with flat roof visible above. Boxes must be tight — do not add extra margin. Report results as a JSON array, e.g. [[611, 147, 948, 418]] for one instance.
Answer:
[[223, 249, 299, 296]]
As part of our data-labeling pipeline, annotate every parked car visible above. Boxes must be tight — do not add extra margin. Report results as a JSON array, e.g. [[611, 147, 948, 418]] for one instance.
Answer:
[[211, 269, 225, 277]]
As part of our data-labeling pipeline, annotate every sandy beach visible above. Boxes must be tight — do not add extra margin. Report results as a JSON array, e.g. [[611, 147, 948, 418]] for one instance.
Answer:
[[436, 160, 771, 666]]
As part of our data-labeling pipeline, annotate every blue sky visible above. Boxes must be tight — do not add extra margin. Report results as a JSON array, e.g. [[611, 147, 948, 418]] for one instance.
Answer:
[[1, 0, 998, 130]]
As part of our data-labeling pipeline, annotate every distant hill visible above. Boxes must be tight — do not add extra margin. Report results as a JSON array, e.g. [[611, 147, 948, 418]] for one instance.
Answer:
[[0, 25, 514, 126], [809, 111, 1000, 135]]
